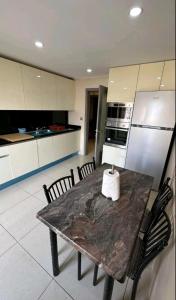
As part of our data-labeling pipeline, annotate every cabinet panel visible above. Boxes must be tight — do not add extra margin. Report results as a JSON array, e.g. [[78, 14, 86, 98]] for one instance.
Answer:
[[160, 60, 175, 90], [21, 65, 43, 110], [37, 136, 55, 167], [56, 76, 75, 110], [0, 146, 13, 184], [137, 62, 164, 91], [0, 58, 25, 110], [107, 65, 139, 102], [9, 140, 38, 177], [53, 131, 80, 160], [40, 71, 57, 110], [102, 145, 126, 167]]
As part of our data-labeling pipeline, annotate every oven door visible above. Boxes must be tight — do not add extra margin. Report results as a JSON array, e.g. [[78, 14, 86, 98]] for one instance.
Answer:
[[105, 127, 128, 148]]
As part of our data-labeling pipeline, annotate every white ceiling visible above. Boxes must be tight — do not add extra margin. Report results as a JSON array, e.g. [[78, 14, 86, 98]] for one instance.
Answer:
[[0, 0, 175, 79]]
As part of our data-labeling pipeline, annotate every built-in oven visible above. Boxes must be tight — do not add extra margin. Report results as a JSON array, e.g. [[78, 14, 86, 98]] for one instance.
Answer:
[[107, 102, 133, 125], [105, 122, 130, 148]]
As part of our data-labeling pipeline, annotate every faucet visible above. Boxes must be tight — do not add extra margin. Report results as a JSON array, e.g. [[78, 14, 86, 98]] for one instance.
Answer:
[[35, 126, 47, 133]]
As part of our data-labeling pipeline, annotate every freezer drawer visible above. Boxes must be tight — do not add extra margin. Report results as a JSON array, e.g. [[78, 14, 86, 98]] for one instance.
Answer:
[[132, 91, 175, 128], [125, 126, 173, 190]]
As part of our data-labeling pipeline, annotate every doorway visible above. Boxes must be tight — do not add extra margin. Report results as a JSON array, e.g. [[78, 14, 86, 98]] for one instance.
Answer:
[[85, 89, 99, 155]]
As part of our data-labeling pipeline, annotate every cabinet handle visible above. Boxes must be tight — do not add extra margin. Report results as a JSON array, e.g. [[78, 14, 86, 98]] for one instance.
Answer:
[[0, 154, 9, 159]]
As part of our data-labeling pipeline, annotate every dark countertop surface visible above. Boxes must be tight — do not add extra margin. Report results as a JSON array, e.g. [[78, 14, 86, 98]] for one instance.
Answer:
[[0, 125, 81, 147], [37, 164, 153, 282]]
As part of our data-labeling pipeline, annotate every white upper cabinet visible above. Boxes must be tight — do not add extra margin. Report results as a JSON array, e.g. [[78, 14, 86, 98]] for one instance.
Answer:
[[21, 65, 43, 110], [56, 76, 75, 110], [40, 70, 57, 110], [0, 58, 25, 109], [107, 65, 139, 102], [137, 62, 164, 91], [160, 60, 175, 91]]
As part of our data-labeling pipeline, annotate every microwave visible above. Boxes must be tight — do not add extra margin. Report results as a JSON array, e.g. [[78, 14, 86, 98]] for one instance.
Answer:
[[106, 102, 133, 127]]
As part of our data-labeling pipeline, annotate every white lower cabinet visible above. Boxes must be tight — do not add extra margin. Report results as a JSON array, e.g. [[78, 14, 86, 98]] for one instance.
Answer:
[[0, 131, 80, 185], [0, 146, 13, 184], [102, 145, 126, 168], [37, 136, 55, 167], [53, 131, 80, 160], [9, 140, 38, 178]]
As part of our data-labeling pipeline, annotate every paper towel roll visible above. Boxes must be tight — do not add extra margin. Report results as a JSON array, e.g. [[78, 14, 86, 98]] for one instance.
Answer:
[[101, 169, 120, 201]]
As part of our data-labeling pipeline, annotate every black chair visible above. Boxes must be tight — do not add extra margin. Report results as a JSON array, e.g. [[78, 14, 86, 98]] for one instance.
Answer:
[[43, 169, 75, 204], [77, 158, 98, 284], [77, 157, 96, 181], [140, 177, 173, 233], [43, 169, 82, 280], [128, 210, 171, 300]]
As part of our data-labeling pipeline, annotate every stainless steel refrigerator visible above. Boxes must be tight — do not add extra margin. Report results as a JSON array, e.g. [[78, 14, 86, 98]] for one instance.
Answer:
[[125, 91, 175, 190]]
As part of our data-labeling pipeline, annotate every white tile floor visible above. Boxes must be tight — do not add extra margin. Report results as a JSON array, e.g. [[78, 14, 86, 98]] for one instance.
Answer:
[[0, 153, 155, 300]]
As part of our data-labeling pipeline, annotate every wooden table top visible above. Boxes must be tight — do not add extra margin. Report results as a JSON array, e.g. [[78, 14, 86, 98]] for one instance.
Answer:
[[37, 164, 153, 282]]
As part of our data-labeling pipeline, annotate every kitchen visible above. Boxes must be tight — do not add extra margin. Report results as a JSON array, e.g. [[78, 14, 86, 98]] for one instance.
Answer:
[[0, 1, 175, 300]]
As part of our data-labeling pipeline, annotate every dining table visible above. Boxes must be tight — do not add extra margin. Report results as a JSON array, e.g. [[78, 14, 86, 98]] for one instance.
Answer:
[[37, 164, 153, 300]]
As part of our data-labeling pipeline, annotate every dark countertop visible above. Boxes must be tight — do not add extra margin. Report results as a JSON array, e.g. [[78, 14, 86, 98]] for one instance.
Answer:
[[37, 164, 153, 282], [0, 125, 81, 147]]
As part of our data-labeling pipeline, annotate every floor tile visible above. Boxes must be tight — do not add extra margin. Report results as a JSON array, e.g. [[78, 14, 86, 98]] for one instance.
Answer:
[[0, 244, 51, 300], [55, 251, 127, 300], [17, 173, 53, 195], [20, 223, 75, 276], [0, 225, 16, 257], [0, 185, 30, 215], [39, 280, 73, 300], [0, 196, 45, 241], [34, 189, 47, 203]]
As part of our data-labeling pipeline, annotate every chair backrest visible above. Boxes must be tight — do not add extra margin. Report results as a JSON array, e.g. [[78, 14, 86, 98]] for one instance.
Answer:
[[151, 177, 173, 216], [143, 211, 171, 260], [43, 169, 75, 204], [77, 157, 96, 181]]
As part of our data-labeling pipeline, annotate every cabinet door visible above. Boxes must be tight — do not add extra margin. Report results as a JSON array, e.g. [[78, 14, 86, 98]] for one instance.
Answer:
[[102, 145, 126, 168], [56, 76, 75, 110], [107, 65, 139, 102], [0, 146, 13, 184], [40, 71, 57, 110], [37, 136, 55, 167], [160, 60, 175, 91], [53, 131, 80, 160], [0, 58, 25, 110], [9, 140, 38, 177], [137, 62, 164, 91], [21, 65, 43, 110]]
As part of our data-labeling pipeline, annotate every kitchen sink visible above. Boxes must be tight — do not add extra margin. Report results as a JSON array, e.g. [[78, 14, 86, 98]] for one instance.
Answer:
[[28, 129, 54, 137]]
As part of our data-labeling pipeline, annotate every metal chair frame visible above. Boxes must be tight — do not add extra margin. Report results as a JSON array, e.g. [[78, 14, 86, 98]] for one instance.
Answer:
[[77, 157, 96, 181]]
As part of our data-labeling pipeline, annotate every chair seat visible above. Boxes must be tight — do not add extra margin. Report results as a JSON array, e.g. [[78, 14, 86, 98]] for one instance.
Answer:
[[128, 237, 144, 280]]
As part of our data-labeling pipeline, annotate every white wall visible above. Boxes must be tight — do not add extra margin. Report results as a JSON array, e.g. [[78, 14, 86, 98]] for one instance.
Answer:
[[69, 76, 108, 155]]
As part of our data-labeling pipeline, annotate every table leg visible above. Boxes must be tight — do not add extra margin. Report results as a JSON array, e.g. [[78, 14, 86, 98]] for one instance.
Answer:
[[49, 229, 60, 276], [103, 274, 114, 300], [78, 251, 82, 280], [93, 264, 99, 286]]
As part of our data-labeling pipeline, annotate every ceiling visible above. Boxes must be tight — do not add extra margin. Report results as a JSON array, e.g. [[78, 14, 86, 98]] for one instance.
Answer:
[[0, 0, 175, 79]]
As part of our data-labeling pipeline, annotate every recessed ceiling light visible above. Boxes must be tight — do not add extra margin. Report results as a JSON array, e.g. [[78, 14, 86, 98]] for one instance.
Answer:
[[35, 41, 43, 48], [36, 75, 41, 78], [157, 77, 161, 80], [110, 80, 115, 83], [160, 84, 165, 87], [86, 68, 92, 73], [129, 7, 142, 17]]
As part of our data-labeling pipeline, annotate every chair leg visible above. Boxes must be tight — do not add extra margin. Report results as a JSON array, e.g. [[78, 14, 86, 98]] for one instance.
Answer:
[[93, 264, 99, 286], [49, 230, 60, 276], [78, 251, 82, 280], [103, 274, 114, 300], [131, 274, 141, 300]]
